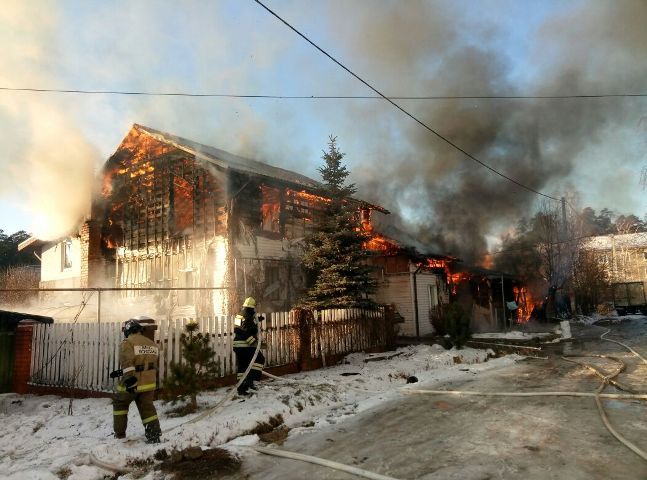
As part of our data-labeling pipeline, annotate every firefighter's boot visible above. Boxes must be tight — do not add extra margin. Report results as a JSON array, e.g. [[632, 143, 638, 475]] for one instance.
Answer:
[[144, 419, 162, 444]]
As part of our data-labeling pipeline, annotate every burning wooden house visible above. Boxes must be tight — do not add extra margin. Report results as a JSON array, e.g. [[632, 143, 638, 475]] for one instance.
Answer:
[[366, 229, 455, 337], [28, 124, 391, 318], [449, 265, 529, 332]]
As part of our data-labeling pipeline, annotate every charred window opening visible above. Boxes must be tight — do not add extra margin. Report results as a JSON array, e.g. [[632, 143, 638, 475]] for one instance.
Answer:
[[261, 185, 281, 234], [171, 176, 194, 234], [283, 188, 326, 239]]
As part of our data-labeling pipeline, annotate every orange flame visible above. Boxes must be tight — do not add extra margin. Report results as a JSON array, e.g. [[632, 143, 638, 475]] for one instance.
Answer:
[[364, 233, 400, 254], [513, 286, 535, 324]]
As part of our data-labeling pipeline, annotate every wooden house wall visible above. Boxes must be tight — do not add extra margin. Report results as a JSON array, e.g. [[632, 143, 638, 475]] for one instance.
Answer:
[[375, 273, 415, 336]]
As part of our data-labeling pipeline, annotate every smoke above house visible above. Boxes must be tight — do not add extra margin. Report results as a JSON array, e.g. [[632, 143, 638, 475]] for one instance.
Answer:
[[0, 2, 99, 241], [1, 1, 645, 257], [332, 1, 647, 262]]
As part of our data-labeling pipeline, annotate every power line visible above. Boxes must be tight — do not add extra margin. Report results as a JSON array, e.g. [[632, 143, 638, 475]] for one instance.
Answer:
[[1, 86, 644, 100], [253, 0, 560, 202]]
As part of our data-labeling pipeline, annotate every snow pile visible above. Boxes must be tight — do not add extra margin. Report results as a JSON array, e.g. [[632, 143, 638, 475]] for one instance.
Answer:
[[0, 345, 518, 479], [575, 313, 646, 326]]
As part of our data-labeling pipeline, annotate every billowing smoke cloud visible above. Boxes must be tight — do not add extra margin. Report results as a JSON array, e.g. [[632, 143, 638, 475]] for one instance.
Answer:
[[0, 1, 98, 240], [327, 0, 647, 262], [1, 0, 645, 258]]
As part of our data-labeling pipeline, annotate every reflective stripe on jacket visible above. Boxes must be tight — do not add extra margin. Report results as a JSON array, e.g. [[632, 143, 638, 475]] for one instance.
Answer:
[[233, 312, 258, 349], [118, 333, 159, 393]]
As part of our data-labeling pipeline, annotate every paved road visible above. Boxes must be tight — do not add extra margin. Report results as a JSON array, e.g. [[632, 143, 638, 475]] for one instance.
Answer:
[[232, 319, 647, 479]]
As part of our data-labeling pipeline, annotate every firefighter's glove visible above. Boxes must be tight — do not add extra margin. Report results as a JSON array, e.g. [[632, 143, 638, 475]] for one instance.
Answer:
[[124, 376, 138, 394], [257, 315, 265, 322], [109, 369, 123, 379]]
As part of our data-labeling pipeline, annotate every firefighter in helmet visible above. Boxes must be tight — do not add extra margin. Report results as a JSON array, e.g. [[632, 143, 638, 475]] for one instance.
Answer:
[[233, 297, 265, 395], [111, 316, 162, 443]]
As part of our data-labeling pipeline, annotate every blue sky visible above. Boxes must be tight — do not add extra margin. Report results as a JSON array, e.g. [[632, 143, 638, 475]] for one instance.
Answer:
[[0, 0, 645, 257]]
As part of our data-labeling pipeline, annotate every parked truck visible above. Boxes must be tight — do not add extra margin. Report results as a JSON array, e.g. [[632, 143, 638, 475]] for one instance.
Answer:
[[612, 282, 647, 316]]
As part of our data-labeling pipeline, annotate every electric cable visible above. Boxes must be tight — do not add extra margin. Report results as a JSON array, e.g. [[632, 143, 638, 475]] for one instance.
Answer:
[[253, 0, 560, 202], [1, 86, 644, 100]]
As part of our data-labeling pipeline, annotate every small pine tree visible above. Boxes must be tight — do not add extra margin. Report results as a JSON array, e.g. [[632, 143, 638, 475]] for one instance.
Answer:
[[301, 136, 377, 309], [163, 322, 220, 411]]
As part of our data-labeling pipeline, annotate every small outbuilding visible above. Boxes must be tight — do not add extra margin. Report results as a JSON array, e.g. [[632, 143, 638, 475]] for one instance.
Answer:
[[0, 310, 53, 393]]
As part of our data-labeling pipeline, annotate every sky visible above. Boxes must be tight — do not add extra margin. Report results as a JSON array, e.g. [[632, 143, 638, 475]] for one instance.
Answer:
[[0, 0, 645, 259]]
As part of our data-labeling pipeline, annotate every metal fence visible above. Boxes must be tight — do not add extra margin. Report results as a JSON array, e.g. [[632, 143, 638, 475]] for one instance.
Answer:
[[28, 308, 387, 392]]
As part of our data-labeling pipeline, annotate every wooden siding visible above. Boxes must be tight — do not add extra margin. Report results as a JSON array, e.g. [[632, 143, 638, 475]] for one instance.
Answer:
[[376, 274, 415, 336]]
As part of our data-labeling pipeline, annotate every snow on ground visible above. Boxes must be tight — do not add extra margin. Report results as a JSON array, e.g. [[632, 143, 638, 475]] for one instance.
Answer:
[[0, 345, 520, 480], [574, 313, 644, 326]]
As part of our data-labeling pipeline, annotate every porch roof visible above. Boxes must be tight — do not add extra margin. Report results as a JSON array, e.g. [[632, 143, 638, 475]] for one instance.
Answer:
[[0, 310, 54, 328]]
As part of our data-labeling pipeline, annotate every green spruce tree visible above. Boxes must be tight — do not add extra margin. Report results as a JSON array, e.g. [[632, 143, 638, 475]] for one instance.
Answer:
[[163, 321, 220, 412], [301, 136, 377, 309]]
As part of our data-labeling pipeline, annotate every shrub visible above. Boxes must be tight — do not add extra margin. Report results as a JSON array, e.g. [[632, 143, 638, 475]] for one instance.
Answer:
[[443, 303, 471, 349], [163, 322, 220, 411]]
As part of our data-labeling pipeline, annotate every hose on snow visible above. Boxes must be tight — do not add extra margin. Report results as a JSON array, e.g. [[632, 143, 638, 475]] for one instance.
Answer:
[[89, 452, 132, 474], [404, 389, 647, 400], [405, 324, 647, 463], [91, 317, 265, 472], [166, 322, 264, 432], [245, 445, 401, 480]]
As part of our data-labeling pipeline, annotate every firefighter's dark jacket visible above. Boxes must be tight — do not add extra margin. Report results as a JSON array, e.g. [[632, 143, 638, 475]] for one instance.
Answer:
[[233, 310, 259, 349], [117, 332, 159, 393]]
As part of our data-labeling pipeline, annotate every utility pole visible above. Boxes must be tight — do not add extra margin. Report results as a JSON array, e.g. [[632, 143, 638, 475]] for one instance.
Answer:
[[561, 197, 567, 240]]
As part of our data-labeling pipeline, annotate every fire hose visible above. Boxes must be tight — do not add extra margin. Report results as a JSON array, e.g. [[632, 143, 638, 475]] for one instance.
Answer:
[[404, 326, 647, 462], [90, 317, 265, 474], [242, 445, 400, 480]]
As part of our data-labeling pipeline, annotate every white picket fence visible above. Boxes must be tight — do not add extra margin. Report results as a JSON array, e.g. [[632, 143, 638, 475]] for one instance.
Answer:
[[28, 308, 386, 392]]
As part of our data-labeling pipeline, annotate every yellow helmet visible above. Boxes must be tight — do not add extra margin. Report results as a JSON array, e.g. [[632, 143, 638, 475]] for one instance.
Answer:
[[242, 297, 256, 308]]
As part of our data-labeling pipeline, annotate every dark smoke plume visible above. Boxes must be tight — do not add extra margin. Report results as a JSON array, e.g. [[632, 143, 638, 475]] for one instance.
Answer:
[[331, 0, 647, 262]]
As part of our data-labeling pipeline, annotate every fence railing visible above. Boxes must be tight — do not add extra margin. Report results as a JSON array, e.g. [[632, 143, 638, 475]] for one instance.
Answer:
[[28, 308, 389, 392]]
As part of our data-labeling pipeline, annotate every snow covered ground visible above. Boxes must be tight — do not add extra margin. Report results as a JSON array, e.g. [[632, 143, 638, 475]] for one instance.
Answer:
[[0, 344, 521, 480]]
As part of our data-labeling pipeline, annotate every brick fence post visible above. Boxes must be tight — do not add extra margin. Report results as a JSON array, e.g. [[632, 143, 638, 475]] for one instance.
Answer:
[[12, 324, 34, 394]]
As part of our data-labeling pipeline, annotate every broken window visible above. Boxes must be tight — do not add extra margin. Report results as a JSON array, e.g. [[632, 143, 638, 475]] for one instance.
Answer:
[[261, 185, 281, 234], [264, 265, 281, 301]]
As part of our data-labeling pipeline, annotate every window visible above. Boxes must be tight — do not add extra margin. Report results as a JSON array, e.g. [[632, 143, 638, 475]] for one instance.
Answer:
[[178, 269, 194, 305], [264, 265, 281, 301], [643, 251, 647, 261], [62, 239, 73, 270], [428, 283, 439, 307]]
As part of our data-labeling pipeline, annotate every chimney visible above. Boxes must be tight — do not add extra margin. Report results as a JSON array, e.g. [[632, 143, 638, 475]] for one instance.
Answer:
[[80, 219, 103, 288]]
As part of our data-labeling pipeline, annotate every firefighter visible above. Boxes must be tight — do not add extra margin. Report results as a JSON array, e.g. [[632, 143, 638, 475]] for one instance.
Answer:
[[112, 316, 162, 443], [233, 297, 265, 395]]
